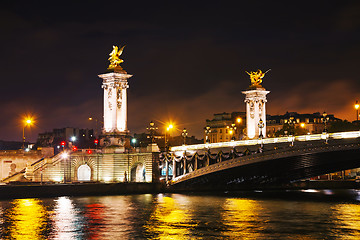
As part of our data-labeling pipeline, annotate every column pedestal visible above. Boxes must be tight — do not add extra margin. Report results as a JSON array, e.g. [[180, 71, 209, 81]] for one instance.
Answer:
[[98, 70, 132, 151], [242, 88, 270, 139]]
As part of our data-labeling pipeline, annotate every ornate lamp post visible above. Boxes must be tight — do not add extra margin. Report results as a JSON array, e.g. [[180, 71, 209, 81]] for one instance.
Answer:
[[322, 111, 330, 144], [355, 101, 359, 121], [258, 119, 264, 150], [146, 121, 158, 143], [322, 111, 329, 133], [22, 117, 33, 149], [258, 119, 264, 139], [61, 152, 69, 183], [88, 117, 101, 139], [163, 124, 173, 184], [165, 124, 173, 151], [182, 128, 188, 145], [204, 126, 211, 143], [230, 123, 237, 141]]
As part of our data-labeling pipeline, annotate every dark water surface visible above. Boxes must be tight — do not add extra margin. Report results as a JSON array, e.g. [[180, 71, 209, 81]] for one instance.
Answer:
[[1, 190, 360, 239]]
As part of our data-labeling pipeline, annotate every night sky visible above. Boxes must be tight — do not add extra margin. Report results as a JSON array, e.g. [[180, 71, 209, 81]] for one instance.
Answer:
[[1, 1, 360, 142]]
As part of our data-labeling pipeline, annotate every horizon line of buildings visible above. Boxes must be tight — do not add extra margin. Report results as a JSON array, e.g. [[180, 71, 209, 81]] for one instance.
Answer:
[[0, 110, 351, 151]]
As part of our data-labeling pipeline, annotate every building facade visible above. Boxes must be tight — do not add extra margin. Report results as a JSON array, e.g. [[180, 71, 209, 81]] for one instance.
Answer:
[[36, 127, 95, 150], [266, 112, 340, 137], [204, 111, 340, 143], [205, 112, 246, 143]]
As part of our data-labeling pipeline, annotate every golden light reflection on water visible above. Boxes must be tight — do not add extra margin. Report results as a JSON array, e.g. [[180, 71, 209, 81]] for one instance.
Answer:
[[145, 195, 197, 239], [222, 198, 263, 239], [7, 198, 48, 240], [332, 203, 360, 239]]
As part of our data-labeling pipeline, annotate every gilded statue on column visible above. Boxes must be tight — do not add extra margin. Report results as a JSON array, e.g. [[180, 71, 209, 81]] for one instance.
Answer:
[[108, 45, 126, 71], [246, 69, 270, 88]]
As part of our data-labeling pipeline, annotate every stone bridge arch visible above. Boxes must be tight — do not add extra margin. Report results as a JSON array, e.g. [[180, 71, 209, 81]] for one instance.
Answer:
[[131, 162, 146, 182], [71, 155, 97, 182]]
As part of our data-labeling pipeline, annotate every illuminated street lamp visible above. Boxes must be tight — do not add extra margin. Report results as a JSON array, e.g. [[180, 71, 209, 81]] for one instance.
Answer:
[[230, 123, 237, 141], [258, 119, 264, 139], [165, 124, 174, 151], [322, 111, 329, 133], [258, 119, 264, 149], [146, 121, 158, 143], [163, 123, 174, 184], [236, 117, 242, 124], [131, 138, 137, 148], [61, 151, 69, 183], [22, 117, 33, 149], [355, 101, 359, 121], [182, 128, 188, 145], [204, 126, 211, 143], [88, 117, 101, 138]]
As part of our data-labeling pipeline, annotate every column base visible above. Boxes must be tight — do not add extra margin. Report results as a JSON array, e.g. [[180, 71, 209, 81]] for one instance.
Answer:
[[100, 132, 130, 152]]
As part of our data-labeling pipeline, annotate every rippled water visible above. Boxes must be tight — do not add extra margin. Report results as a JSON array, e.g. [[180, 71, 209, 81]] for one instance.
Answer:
[[1, 190, 360, 239]]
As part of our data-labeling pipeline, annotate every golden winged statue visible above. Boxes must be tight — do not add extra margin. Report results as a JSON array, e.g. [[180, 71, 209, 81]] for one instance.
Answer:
[[246, 69, 270, 87], [108, 45, 126, 70]]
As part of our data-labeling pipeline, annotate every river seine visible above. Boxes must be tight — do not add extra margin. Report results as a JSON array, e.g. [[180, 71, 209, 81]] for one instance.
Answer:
[[1, 190, 360, 239]]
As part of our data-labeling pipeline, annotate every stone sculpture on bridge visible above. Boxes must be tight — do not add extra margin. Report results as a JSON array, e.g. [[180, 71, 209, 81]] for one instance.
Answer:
[[108, 45, 126, 70], [246, 69, 271, 88]]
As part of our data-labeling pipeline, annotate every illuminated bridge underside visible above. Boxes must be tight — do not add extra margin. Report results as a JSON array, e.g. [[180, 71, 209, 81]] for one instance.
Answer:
[[171, 142, 360, 188]]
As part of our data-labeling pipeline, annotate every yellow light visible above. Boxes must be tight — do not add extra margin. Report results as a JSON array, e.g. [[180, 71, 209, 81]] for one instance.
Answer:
[[300, 123, 305, 128], [23, 116, 34, 127], [167, 124, 174, 131], [237, 117, 242, 123]]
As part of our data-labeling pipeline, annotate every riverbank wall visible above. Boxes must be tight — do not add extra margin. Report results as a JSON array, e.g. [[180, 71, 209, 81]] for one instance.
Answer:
[[0, 182, 165, 199], [1, 180, 360, 199], [169, 180, 360, 192]]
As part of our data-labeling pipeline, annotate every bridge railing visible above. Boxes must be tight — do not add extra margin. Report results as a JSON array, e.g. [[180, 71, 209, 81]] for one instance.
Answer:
[[170, 131, 360, 152]]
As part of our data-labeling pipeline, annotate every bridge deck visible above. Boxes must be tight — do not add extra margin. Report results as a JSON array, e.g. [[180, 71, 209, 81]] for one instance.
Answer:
[[165, 132, 360, 187]]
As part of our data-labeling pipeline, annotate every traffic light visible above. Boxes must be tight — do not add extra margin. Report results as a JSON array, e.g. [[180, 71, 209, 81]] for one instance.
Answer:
[[61, 141, 66, 148], [94, 139, 99, 146], [72, 146, 78, 151]]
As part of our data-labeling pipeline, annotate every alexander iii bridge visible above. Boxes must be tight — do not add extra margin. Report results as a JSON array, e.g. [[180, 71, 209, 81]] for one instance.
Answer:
[[160, 131, 360, 189]]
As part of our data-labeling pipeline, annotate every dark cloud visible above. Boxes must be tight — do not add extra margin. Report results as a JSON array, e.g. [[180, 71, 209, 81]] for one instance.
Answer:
[[0, 1, 359, 142]]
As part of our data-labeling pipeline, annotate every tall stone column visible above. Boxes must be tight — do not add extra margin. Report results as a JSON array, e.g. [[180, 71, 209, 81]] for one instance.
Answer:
[[98, 45, 132, 151], [242, 70, 270, 139], [98, 70, 132, 149], [242, 89, 269, 139]]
